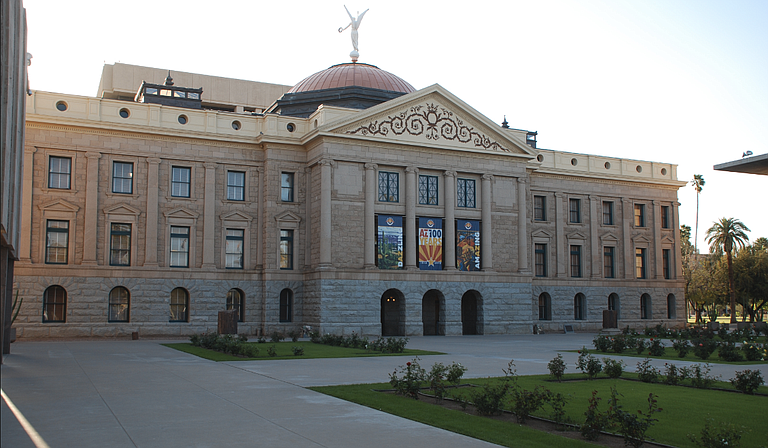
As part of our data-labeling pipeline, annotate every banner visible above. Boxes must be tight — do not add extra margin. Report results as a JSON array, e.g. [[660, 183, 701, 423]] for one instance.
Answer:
[[456, 219, 480, 271], [377, 215, 403, 269], [418, 217, 443, 270]]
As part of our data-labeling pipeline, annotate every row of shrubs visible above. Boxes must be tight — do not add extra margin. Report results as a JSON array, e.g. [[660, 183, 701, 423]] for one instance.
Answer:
[[638, 323, 768, 341], [310, 331, 409, 353], [548, 349, 765, 394], [189, 333, 304, 357], [593, 334, 767, 361]]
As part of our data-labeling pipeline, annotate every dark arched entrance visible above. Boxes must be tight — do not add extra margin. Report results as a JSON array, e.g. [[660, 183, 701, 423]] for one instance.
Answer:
[[381, 289, 405, 336], [461, 290, 481, 335], [422, 289, 445, 336]]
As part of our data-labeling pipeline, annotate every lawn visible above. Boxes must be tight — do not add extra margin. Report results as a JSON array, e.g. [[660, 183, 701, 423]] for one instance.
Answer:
[[579, 346, 768, 365], [312, 373, 768, 448], [163, 341, 442, 361]]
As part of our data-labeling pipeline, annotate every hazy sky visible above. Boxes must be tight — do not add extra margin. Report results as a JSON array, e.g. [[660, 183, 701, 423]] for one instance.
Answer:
[[23, 0, 767, 250]]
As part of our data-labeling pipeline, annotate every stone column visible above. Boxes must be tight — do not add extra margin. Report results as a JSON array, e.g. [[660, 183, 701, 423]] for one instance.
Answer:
[[364, 163, 377, 269], [590, 195, 600, 278], [443, 171, 456, 269], [481, 174, 493, 271], [517, 177, 529, 273], [81, 152, 101, 265], [673, 201, 682, 278], [304, 167, 313, 269], [622, 198, 633, 279], [201, 163, 217, 269], [653, 200, 662, 279], [555, 193, 565, 277], [405, 166, 418, 270], [18, 147, 36, 262], [143, 158, 161, 267], [319, 159, 334, 268], [256, 167, 264, 270]]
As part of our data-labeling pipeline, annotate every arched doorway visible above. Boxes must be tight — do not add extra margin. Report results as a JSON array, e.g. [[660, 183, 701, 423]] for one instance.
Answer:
[[422, 290, 444, 336], [461, 290, 481, 335], [381, 289, 405, 336], [608, 293, 620, 319]]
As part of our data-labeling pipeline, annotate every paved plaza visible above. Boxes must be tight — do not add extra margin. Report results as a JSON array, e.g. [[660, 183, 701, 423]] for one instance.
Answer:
[[2, 334, 765, 448]]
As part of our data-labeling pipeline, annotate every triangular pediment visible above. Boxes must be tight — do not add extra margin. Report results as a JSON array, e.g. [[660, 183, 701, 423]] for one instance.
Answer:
[[567, 231, 587, 240], [103, 203, 141, 216], [600, 232, 619, 242], [274, 211, 302, 224], [662, 236, 675, 245], [39, 199, 79, 213], [163, 207, 199, 220], [632, 235, 652, 244], [315, 85, 536, 157], [220, 211, 253, 223], [532, 229, 553, 239]]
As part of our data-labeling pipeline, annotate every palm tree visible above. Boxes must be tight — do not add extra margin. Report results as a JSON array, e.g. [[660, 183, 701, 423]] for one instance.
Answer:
[[691, 174, 705, 253], [706, 218, 750, 323]]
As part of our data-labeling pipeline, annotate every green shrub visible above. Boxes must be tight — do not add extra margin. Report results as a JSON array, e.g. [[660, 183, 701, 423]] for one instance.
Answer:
[[689, 363, 719, 389], [580, 390, 609, 441], [470, 380, 510, 416], [608, 387, 662, 448], [611, 335, 628, 354], [190, 334, 201, 346], [742, 342, 766, 361], [547, 353, 566, 382], [389, 358, 426, 399], [672, 338, 690, 357], [287, 330, 300, 342], [718, 342, 743, 362], [730, 369, 764, 395], [693, 338, 718, 360], [446, 362, 467, 386], [688, 419, 744, 448], [602, 358, 624, 378], [291, 346, 304, 356], [427, 362, 449, 400], [543, 390, 570, 426], [634, 338, 647, 355], [636, 358, 659, 383], [239, 344, 259, 358], [593, 335, 611, 352], [267, 345, 277, 357], [576, 348, 602, 379], [270, 331, 285, 343], [648, 338, 665, 357], [509, 385, 547, 423], [662, 362, 687, 385]]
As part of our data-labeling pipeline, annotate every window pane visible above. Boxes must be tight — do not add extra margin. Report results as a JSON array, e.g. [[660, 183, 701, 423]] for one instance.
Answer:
[[227, 171, 245, 201], [48, 156, 72, 189], [112, 162, 133, 194], [280, 230, 293, 269], [46, 220, 69, 264], [109, 287, 130, 322], [172, 167, 191, 197], [281, 172, 294, 202]]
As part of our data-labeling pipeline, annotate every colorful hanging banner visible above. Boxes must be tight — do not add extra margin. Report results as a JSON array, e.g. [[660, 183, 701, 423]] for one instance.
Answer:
[[456, 219, 480, 271], [377, 215, 403, 269], [418, 217, 443, 270]]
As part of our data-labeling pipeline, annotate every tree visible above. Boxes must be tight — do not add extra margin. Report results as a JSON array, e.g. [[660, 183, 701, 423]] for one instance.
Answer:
[[733, 241, 768, 322], [706, 218, 750, 323], [691, 175, 705, 253], [681, 225, 695, 320]]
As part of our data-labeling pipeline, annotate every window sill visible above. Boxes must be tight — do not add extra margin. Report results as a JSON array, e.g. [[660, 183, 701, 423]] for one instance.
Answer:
[[106, 191, 139, 199]]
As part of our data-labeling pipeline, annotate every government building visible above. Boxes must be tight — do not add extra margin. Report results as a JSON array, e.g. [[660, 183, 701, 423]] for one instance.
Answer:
[[12, 60, 686, 339]]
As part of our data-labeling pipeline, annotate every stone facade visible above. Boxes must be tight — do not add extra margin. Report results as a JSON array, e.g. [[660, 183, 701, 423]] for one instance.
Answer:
[[12, 63, 686, 339]]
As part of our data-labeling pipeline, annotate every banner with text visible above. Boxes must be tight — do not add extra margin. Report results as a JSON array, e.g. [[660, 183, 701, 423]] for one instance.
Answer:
[[418, 217, 443, 270], [456, 219, 480, 271], [377, 215, 403, 269]]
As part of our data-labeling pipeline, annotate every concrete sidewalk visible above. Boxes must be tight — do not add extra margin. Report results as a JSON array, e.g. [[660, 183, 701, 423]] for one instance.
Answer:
[[2, 335, 765, 448]]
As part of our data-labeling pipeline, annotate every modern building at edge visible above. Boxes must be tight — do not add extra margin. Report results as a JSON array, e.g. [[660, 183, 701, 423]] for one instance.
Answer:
[[11, 61, 687, 339]]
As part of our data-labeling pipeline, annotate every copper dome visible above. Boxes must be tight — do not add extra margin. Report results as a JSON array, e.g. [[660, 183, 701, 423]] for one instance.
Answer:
[[288, 63, 415, 94]]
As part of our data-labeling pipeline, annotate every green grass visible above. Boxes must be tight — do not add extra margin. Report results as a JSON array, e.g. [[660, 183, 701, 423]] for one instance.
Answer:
[[312, 374, 768, 448], [579, 347, 768, 365], [163, 341, 442, 361]]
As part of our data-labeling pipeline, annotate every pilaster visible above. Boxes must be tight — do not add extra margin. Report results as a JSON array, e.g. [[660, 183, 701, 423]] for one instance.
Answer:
[[517, 177, 529, 273], [405, 166, 418, 270], [443, 170, 456, 270], [143, 158, 161, 267], [481, 174, 493, 271], [201, 162, 217, 269], [81, 152, 101, 265]]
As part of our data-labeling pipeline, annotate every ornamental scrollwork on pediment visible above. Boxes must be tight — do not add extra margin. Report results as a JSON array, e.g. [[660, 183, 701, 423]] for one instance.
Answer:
[[346, 103, 509, 152]]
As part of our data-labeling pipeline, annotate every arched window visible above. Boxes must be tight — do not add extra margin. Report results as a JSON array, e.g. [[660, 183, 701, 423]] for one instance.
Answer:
[[667, 294, 676, 319], [641, 294, 652, 320], [170, 287, 189, 322], [43, 285, 67, 323], [108, 287, 130, 322], [226, 288, 244, 322], [574, 293, 586, 320], [279, 289, 293, 323], [538, 293, 551, 321], [608, 293, 620, 319]]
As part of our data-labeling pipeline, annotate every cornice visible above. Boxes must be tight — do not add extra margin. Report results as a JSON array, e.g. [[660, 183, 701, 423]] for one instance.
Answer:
[[531, 171, 685, 190]]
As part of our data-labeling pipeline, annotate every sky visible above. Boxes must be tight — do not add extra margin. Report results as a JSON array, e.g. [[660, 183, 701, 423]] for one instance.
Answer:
[[23, 0, 767, 251]]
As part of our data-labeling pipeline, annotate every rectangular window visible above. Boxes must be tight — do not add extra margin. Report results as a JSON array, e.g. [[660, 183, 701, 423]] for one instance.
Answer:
[[45, 220, 69, 264], [225, 229, 244, 269], [602, 201, 614, 225], [634, 204, 645, 227], [170, 226, 190, 267], [171, 166, 191, 198], [456, 178, 476, 208], [280, 230, 294, 270], [661, 206, 670, 229], [281, 172, 294, 202], [535, 243, 547, 277], [663, 249, 671, 279], [570, 245, 582, 278], [48, 156, 71, 189], [110, 223, 131, 266], [227, 171, 245, 201], [569, 198, 581, 223], [378, 171, 399, 202], [636, 247, 646, 279], [603, 246, 615, 278], [418, 175, 438, 205], [534, 196, 546, 221], [112, 162, 134, 194]]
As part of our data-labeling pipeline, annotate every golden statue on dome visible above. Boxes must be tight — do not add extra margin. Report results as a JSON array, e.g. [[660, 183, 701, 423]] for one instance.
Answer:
[[338, 5, 369, 62]]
